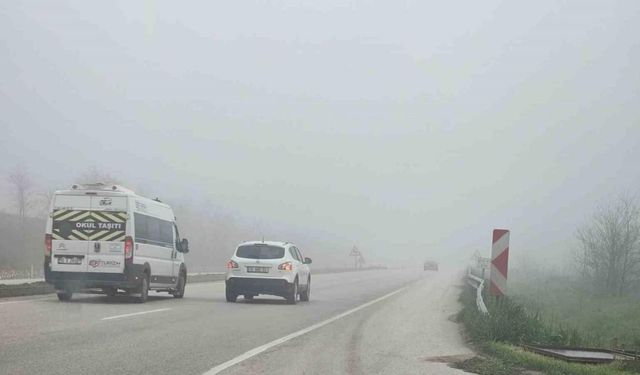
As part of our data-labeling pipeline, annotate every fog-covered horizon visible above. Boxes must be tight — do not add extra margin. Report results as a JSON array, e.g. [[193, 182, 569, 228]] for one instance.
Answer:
[[1, 1, 639, 268]]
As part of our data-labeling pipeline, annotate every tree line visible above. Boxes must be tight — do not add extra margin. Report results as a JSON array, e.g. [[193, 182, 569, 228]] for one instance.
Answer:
[[1, 165, 347, 276]]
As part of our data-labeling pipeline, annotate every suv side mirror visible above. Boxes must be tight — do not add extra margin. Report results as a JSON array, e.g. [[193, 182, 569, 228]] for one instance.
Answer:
[[304, 257, 312, 264], [180, 238, 189, 253]]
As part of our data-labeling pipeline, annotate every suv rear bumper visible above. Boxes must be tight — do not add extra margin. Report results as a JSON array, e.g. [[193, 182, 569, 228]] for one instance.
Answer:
[[226, 277, 291, 297], [44, 263, 145, 290]]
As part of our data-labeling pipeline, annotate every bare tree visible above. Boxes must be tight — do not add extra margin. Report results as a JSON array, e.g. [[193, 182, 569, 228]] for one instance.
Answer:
[[75, 166, 120, 185], [576, 196, 640, 295], [32, 189, 56, 218], [7, 165, 34, 259], [7, 165, 33, 219]]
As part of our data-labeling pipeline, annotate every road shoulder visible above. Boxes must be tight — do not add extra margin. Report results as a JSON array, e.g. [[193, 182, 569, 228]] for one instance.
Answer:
[[222, 270, 474, 374]]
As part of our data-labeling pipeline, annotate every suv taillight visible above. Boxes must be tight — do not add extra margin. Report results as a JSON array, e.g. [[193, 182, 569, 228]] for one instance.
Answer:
[[124, 236, 134, 260], [278, 261, 293, 271], [45, 234, 52, 257], [226, 260, 238, 269]]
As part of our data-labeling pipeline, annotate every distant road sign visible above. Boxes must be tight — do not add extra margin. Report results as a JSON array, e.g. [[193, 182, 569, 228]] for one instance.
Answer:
[[490, 229, 510, 296], [349, 246, 363, 269]]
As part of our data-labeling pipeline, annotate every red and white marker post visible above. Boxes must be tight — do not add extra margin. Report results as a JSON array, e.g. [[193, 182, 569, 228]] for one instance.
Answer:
[[490, 229, 510, 296]]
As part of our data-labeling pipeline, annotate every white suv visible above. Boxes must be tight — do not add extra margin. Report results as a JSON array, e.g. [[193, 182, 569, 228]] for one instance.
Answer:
[[225, 241, 311, 304]]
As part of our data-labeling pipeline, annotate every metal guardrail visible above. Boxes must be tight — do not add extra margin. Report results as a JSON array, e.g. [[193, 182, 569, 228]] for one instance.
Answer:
[[0, 272, 227, 298], [0, 267, 378, 286], [466, 268, 489, 315], [0, 268, 377, 298], [0, 272, 227, 286]]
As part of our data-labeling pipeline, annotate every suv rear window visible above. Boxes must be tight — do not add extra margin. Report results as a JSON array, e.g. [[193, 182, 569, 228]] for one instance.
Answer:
[[236, 245, 285, 259]]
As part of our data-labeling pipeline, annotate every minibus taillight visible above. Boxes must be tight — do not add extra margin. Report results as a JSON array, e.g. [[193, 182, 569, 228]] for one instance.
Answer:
[[45, 234, 52, 257], [124, 236, 134, 260]]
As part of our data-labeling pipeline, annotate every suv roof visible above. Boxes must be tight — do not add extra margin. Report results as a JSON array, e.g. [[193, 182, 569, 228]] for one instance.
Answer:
[[237, 241, 292, 248]]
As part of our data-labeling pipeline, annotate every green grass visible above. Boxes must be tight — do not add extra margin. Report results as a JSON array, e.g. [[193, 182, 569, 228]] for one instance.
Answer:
[[510, 276, 640, 351], [457, 287, 586, 346], [456, 287, 640, 375], [453, 353, 516, 375], [455, 342, 639, 375]]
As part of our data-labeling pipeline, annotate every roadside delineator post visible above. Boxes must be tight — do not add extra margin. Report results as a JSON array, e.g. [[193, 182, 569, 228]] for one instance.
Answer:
[[490, 229, 510, 296]]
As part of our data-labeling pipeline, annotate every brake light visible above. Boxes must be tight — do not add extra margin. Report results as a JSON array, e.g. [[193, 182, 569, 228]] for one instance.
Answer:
[[278, 261, 293, 271], [227, 260, 239, 269], [124, 236, 134, 260], [45, 234, 52, 256]]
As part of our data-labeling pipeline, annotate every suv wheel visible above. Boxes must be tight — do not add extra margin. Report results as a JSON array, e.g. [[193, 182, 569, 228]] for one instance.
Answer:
[[286, 279, 298, 305], [225, 285, 237, 302], [300, 278, 310, 302]]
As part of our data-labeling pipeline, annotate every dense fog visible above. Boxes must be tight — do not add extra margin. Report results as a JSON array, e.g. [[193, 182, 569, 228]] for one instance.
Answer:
[[1, 1, 639, 271]]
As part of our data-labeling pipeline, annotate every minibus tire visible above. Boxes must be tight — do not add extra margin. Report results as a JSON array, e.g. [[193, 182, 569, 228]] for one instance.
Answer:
[[173, 272, 186, 298], [137, 274, 149, 303], [57, 291, 73, 301]]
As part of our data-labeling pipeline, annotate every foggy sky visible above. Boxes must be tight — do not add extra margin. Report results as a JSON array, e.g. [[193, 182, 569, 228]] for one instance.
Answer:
[[1, 1, 639, 267]]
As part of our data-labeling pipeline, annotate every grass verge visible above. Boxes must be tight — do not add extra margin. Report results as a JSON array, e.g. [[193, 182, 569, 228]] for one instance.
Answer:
[[455, 287, 640, 375], [510, 278, 640, 351], [0, 282, 53, 298]]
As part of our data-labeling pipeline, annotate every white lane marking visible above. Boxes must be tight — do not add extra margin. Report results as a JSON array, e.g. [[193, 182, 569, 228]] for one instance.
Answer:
[[101, 308, 171, 321], [0, 296, 52, 305], [203, 286, 407, 375]]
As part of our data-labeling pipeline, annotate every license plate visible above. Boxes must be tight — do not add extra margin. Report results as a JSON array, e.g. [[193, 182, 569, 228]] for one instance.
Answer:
[[246, 266, 269, 273], [57, 256, 83, 265]]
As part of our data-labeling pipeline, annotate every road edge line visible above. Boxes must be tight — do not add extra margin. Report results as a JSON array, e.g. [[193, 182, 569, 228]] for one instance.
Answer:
[[101, 308, 171, 321], [203, 285, 408, 374]]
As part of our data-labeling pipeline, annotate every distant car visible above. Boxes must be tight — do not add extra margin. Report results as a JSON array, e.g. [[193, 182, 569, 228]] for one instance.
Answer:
[[424, 260, 438, 271], [225, 241, 312, 304]]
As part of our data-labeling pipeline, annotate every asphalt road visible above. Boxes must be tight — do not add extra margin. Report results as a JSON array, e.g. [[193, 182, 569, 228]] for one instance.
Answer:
[[0, 268, 472, 375]]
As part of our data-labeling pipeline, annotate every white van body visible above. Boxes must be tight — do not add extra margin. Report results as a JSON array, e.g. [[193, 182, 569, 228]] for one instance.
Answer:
[[44, 183, 189, 302]]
